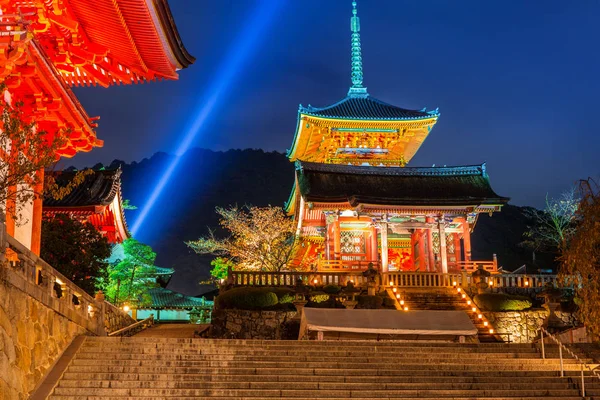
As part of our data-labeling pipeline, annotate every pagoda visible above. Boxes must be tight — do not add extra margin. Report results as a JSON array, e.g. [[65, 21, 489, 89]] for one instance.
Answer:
[[43, 168, 130, 244], [0, 0, 193, 254], [286, 1, 509, 274]]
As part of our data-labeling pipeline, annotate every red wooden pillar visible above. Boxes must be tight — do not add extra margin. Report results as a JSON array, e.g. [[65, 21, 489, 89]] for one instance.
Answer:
[[370, 226, 378, 263], [418, 229, 427, 271], [463, 220, 472, 262], [30, 169, 44, 255], [333, 219, 341, 260], [426, 217, 436, 271]]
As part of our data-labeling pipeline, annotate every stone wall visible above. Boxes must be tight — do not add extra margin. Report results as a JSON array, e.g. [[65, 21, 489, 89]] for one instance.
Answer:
[[0, 278, 90, 400], [211, 309, 298, 340], [484, 309, 580, 343], [484, 309, 548, 343]]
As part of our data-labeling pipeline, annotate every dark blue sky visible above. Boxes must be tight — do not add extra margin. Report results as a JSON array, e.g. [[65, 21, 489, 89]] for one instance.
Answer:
[[71, 0, 600, 208]]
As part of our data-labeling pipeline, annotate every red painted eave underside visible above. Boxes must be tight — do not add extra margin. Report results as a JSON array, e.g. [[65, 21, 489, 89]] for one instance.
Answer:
[[67, 0, 179, 80]]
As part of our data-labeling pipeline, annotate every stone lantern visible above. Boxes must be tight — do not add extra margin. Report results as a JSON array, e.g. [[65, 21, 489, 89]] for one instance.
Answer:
[[471, 265, 491, 294], [292, 278, 309, 317], [362, 262, 379, 296]]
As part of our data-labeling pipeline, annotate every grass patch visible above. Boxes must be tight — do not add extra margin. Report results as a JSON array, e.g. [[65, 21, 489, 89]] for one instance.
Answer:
[[474, 293, 533, 311], [217, 287, 280, 310]]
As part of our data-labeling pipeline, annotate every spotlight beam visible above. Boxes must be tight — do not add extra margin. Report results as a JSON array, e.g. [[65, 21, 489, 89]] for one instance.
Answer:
[[131, 1, 286, 236]]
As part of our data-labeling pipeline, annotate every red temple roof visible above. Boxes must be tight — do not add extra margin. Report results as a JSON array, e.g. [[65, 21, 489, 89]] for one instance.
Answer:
[[0, 0, 194, 158], [43, 168, 130, 244]]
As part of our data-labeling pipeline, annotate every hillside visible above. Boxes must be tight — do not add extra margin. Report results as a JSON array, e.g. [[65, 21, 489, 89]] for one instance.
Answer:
[[103, 149, 556, 295]]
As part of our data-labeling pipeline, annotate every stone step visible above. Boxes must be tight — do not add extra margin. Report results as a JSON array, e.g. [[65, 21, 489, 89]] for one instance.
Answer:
[[48, 396, 589, 400], [65, 365, 592, 375], [58, 379, 596, 391], [60, 372, 599, 384], [73, 349, 581, 361], [60, 372, 600, 388], [83, 337, 539, 347], [79, 342, 547, 352], [48, 337, 596, 399], [50, 387, 595, 398], [68, 358, 591, 368], [72, 352, 568, 361]]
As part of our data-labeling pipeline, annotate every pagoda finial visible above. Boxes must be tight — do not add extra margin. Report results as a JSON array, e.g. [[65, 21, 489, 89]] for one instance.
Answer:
[[348, 1, 368, 97]]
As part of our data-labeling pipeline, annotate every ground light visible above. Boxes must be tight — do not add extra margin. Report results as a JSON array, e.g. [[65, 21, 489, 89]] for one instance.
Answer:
[[130, 0, 286, 235]]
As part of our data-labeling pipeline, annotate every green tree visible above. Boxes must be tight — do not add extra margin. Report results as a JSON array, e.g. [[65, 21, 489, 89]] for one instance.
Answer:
[[209, 257, 234, 281], [560, 179, 600, 339], [99, 238, 158, 306], [41, 214, 111, 295]]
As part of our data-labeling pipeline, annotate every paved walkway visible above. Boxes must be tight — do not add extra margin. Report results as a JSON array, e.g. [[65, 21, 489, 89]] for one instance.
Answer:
[[132, 323, 210, 338]]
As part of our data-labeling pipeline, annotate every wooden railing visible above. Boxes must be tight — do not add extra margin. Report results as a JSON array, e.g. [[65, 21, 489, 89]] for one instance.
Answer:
[[230, 270, 370, 287], [318, 259, 379, 271], [382, 272, 470, 288]]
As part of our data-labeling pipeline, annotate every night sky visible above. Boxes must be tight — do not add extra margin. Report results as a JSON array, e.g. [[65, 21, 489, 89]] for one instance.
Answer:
[[71, 0, 600, 208]]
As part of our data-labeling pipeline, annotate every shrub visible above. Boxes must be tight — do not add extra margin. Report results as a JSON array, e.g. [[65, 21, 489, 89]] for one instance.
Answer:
[[474, 293, 533, 311], [271, 288, 295, 304], [309, 293, 330, 303], [217, 287, 279, 310], [323, 285, 341, 295], [383, 297, 397, 308], [357, 295, 383, 309]]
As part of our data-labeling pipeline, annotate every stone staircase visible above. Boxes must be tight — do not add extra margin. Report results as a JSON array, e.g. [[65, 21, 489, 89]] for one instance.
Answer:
[[46, 337, 600, 399], [394, 288, 497, 342]]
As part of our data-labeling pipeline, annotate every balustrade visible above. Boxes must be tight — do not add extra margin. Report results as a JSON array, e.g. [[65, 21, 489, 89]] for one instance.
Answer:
[[0, 215, 132, 336], [229, 268, 565, 290], [488, 274, 560, 288], [229, 270, 369, 287], [318, 259, 379, 271]]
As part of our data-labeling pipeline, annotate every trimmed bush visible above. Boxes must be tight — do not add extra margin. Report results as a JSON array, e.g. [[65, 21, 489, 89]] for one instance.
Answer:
[[474, 293, 533, 311], [271, 288, 295, 304], [383, 297, 397, 308], [217, 287, 279, 310], [357, 295, 383, 309], [323, 285, 341, 295], [309, 293, 330, 303]]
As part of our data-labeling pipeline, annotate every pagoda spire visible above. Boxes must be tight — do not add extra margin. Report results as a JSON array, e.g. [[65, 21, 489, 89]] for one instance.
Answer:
[[348, 1, 368, 97]]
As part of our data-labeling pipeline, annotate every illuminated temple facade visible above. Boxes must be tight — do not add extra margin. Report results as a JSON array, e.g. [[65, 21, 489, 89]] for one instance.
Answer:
[[286, 2, 509, 273], [0, 0, 193, 254]]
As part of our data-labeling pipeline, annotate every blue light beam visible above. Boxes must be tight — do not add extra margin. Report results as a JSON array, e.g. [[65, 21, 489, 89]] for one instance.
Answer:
[[131, 1, 286, 236]]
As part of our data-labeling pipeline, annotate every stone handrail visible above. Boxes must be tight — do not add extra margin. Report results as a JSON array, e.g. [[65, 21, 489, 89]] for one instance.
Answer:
[[2, 231, 106, 335], [489, 274, 559, 288], [230, 270, 370, 287], [108, 315, 154, 337], [455, 259, 497, 273], [0, 217, 133, 336]]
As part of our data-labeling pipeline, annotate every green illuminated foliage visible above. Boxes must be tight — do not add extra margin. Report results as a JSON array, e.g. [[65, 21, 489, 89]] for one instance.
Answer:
[[98, 238, 158, 307]]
